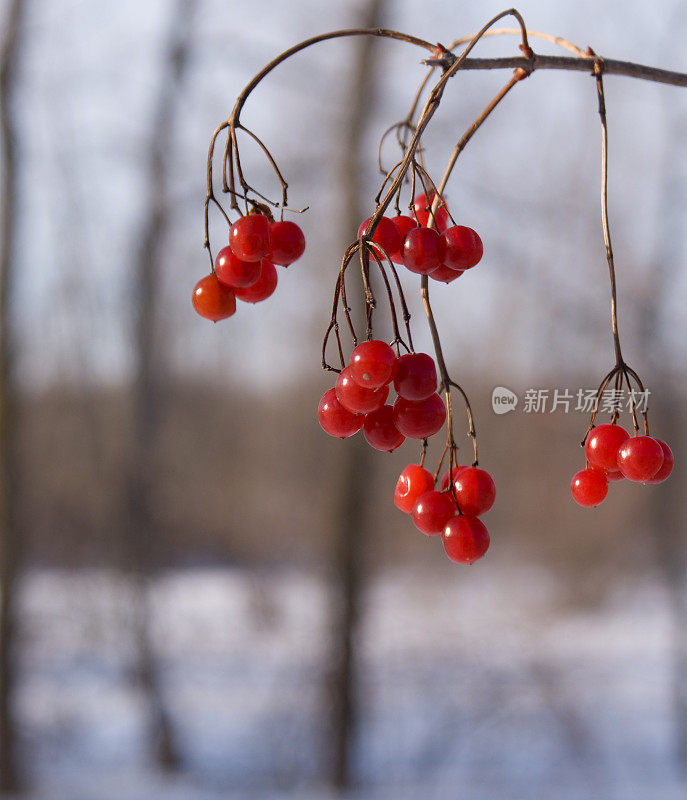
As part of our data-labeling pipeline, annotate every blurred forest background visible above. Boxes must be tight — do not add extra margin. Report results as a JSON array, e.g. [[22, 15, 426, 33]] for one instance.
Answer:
[[1, 0, 687, 798]]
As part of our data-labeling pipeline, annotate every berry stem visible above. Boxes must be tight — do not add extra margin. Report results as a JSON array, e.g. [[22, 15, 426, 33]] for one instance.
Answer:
[[577, 62, 652, 448], [432, 69, 524, 212], [594, 59, 624, 367], [419, 438, 428, 468], [366, 246, 409, 353], [420, 275, 479, 466], [235, 124, 289, 208]]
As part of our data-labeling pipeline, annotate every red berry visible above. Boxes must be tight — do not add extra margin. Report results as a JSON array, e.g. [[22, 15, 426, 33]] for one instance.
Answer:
[[390, 215, 418, 262], [402, 227, 446, 275], [393, 353, 437, 402], [269, 220, 305, 266], [234, 260, 278, 303], [413, 193, 450, 231], [350, 340, 396, 389], [617, 436, 664, 482], [585, 424, 630, 471], [606, 469, 624, 482], [192, 274, 236, 321], [318, 388, 363, 439], [335, 366, 388, 414], [430, 263, 464, 283], [452, 467, 496, 516], [443, 226, 483, 270], [571, 468, 608, 507], [644, 439, 674, 484], [230, 214, 271, 262], [440, 465, 469, 491], [363, 405, 405, 452], [358, 216, 402, 258], [411, 490, 455, 535], [394, 465, 434, 514], [215, 246, 262, 288], [442, 516, 490, 564], [393, 393, 446, 439]]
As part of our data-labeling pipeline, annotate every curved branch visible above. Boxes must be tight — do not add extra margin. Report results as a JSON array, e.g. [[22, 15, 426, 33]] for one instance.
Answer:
[[448, 27, 588, 57], [229, 28, 436, 124]]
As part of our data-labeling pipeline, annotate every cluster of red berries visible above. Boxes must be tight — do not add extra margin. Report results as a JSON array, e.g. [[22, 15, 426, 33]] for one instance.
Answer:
[[318, 341, 445, 450], [318, 339, 494, 564], [192, 214, 306, 321], [571, 423, 674, 507], [358, 193, 483, 283], [394, 463, 494, 564]]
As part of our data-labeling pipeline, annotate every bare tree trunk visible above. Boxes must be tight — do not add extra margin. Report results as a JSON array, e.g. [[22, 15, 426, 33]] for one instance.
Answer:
[[0, 0, 25, 791], [325, 0, 386, 791], [123, 0, 197, 770]]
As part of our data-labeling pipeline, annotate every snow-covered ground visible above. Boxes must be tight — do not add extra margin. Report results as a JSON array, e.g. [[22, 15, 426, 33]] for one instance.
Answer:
[[8, 564, 687, 799]]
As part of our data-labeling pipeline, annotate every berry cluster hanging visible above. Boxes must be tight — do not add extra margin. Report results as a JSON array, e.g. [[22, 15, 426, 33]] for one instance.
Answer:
[[192, 213, 306, 319], [194, 11, 679, 565]]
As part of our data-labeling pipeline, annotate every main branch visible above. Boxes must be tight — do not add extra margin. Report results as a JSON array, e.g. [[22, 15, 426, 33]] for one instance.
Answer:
[[445, 54, 687, 87]]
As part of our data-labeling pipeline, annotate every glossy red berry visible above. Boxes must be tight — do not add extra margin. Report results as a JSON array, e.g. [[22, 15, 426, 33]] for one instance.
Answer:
[[350, 340, 396, 389], [215, 246, 262, 288], [644, 439, 674, 484], [585, 424, 630, 471], [393, 353, 437, 402], [230, 214, 271, 262], [440, 465, 468, 491], [390, 215, 418, 262], [394, 465, 434, 514], [430, 263, 464, 283], [443, 226, 483, 270], [571, 468, 608, 507], [393, 393, 446, 439], [442, 516, 490, 564], [452, 467, 496, 516], [269, 220, 305, 266], [402, 227, 446, 275], [411, 490, 455, 535], [413, 193, 450, 231], [335, 366, 388, 414], [318, 388, 363, 439], [617, 436, 664, 482], [234, 260, 278, 303], [363, 405, 405, 452], [358, 216, 402, 258], [606, 469, 624, 482], [192, 274, 237, 321]]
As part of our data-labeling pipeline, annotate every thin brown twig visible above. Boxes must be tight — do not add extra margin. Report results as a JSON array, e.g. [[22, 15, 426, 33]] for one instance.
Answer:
[[415, 69, 527, 471], [235, 124, 289, 207], [366, 246, 409, 354], [593, 57, 624, 366], [420, 273, 479, 466], [434, 69, 525, 202], [583, 57, 651, 440], [448, 27, 587, 58]]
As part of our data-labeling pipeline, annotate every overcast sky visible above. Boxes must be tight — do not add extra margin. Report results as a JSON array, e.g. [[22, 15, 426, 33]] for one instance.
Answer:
[[10, 0, 687, 392]]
